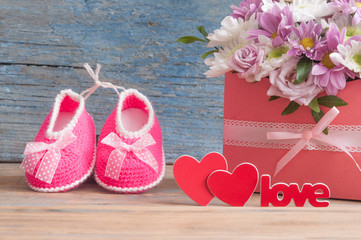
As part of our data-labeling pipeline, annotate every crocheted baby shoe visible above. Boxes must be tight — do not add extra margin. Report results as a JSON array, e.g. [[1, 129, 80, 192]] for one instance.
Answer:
[[21, 89, 96, 192], [95, 89, 165, 193]]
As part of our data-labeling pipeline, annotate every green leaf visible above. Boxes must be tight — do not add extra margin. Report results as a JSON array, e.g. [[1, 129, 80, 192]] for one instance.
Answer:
[[269, 96, 281, 101], [177, 36, 207, 44], [323, 128, 328, 135], [295, 56, 313, 84], [197, 26, 209, 42], [281, 101, 301, 115], [201, 50, 218, 59], [311, 110, 328, 135], [311, 109, 324, 123], [317, 96, 348, 108], [308, 97, 320, 113]]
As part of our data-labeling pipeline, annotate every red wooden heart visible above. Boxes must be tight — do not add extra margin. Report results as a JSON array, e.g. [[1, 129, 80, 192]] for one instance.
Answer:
[[207, 163, 259, 206], [173, 152, 228, 206]]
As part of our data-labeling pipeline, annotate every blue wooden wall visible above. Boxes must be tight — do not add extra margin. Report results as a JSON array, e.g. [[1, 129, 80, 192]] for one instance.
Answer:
[[0, 0, 237, 163]]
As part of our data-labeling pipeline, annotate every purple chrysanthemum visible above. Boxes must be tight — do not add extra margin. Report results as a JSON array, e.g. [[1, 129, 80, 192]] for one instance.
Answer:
[[288, 20, 326, 61], [230, 0, 263, 21], [331, 0, 358, 15], [311, 23, 357, 95], [248, 5, 293, 48], [331, 0, 361, 25]]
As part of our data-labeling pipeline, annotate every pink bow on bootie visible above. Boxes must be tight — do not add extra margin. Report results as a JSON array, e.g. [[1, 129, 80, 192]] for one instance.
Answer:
[[101, 132, 158, 180], [21, 131, 77, 184]]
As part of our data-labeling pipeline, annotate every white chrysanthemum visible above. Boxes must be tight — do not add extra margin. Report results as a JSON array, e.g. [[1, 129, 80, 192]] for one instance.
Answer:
[[207, 15, 258, 48], [291, 0, 335, 22], [261, 0, 287, 12], [331, 40, 361, 73], [204, 49, 232, 78], [204, 15, 258, 78], [262, 0, 335, 22]]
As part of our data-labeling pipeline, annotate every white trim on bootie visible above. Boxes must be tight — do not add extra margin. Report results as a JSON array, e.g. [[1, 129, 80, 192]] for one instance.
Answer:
[[46, 89, 85, 140], [115, 89, 155, 139]]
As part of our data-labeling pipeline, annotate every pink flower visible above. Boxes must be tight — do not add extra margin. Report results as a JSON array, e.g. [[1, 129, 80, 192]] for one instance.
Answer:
[[331, 0, 361, 25], [231, 0, 263, 21], [228, 44, 266, 82], [312, 23, 357, 95], [268, 57, 323, 106], [248, 5, 293, 47], [288, 20, 326, 61]]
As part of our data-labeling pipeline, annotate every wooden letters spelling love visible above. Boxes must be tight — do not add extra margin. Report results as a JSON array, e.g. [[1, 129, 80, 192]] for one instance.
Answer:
[[174, 152, 330, 207]]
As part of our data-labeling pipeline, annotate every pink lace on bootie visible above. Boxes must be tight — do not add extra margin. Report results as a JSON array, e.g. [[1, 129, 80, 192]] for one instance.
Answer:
[[95, 89, 165, 193]]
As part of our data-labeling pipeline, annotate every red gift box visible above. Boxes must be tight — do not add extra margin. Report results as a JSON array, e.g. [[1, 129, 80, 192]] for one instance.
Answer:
[[223, 72, 361, 200]]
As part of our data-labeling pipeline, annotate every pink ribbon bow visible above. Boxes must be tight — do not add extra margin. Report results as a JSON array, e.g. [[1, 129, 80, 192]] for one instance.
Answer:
[[20, 131, 77, 184], [101, 132, 158, 180], [267, 107, 361, 176]]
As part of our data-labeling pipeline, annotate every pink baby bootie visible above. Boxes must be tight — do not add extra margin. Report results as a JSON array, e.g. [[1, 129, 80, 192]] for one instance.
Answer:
[[95, 88, 165, 193], [21, 90, 96, 192], [20, 64, 102, 192]]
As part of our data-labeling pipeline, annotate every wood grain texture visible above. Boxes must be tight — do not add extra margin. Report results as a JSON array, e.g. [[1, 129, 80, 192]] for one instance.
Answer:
[[2, 163, 361, 239], [0, 0, 234, 162]]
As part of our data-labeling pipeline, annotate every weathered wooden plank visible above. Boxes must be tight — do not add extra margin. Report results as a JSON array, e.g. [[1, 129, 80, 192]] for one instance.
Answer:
[[0, 0, 235, 162], [2, 163, 361, 239]]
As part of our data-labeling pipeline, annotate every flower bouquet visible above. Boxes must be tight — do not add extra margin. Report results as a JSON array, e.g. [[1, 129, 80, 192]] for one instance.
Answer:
[[179, 0, 361, 124], [179, 0, 361, 200]]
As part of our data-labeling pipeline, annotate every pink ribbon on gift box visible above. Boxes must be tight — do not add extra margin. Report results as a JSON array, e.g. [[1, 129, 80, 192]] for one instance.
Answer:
[[267, 107, 361, 175], [21, 131, 77, 184], [101, 132, 158, 180]]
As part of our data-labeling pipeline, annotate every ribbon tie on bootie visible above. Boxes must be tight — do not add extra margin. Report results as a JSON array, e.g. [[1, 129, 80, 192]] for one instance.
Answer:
[[267, 107, 361, 175], [21, 131, 77, 184], [101, 132, 158, 180]]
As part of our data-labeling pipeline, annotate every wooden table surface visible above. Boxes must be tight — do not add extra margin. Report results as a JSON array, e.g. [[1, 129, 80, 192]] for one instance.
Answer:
[[1, 163, 361, 239]]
